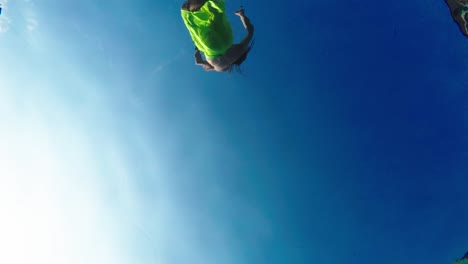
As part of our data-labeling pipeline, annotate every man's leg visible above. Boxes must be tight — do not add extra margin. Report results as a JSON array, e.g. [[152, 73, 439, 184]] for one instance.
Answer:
[[181, 1, 190, 10], [181, 0, 209, 11]]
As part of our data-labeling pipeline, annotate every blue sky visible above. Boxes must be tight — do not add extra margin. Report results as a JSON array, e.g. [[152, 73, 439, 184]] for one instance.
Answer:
[[0, 0, 467, 263]]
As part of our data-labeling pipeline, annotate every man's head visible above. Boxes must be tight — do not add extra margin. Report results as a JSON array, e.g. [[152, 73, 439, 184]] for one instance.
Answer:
[[228, 40, 254, 73]]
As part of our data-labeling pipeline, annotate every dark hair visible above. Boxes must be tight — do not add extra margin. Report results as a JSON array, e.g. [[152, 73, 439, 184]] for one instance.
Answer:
[[228, 40, 254, 73]]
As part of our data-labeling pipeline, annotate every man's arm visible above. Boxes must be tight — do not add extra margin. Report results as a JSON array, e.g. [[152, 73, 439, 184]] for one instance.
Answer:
[[221, 8, 254, 65], [235, 9, 254, 47], [194, 49, 214, 71]]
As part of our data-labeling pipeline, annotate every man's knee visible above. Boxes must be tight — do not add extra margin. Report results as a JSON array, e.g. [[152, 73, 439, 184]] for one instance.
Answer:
[[183, 0, 208, 11], [181, 1, 190, 10]]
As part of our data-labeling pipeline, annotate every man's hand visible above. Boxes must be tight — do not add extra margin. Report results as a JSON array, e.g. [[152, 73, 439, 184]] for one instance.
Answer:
[[194, 50, 214, 71], [195, 50, 201, 59], [201, 63, 214, 71], [235, 8, 245, 16], [195, 50, 202, 61]]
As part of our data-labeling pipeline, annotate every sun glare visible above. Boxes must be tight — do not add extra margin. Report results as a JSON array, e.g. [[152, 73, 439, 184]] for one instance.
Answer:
[[0, 111, 128, 264]]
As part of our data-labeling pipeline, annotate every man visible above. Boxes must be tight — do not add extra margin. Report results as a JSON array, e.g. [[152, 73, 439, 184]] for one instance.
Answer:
[[455, 251, 468, 264], [181, 0, 254, 72], [445, 0, 468, 37]]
